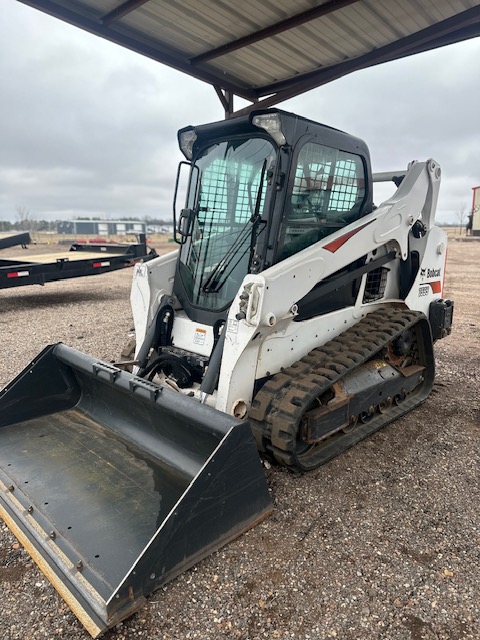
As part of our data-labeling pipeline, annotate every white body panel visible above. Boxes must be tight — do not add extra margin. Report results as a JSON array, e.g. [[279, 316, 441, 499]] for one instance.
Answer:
[[404, 225, 446, 315], [130, 159, 447, 417], [171, 312, 215, 357], [131, 249, 178, 358]]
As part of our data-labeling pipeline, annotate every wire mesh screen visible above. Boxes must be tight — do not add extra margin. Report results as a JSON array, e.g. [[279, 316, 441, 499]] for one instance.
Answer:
[[292, 143, 365, 215], [363, 267, 389, 303], [199, 159, 229, 232], [329, 162, 360, 211], [198, 149, 270, 233], [280, 142, 366, 260], [178, 137, 274, 310]]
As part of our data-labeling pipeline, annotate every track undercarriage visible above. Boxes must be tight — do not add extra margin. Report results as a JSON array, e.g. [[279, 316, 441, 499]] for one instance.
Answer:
[[249, 307, 435, 472]]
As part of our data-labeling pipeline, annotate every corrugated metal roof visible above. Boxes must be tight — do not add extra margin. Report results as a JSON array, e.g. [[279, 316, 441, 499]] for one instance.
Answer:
[[18, 0, 480, 113]]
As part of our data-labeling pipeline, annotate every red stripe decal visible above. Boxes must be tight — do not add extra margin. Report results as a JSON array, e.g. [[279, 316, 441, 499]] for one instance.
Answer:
[[323, 220, 373, 253], [429, 281, 442, 294]]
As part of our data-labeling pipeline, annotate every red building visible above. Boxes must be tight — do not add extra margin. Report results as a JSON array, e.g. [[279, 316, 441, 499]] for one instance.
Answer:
[[472, 186, 480, 236]]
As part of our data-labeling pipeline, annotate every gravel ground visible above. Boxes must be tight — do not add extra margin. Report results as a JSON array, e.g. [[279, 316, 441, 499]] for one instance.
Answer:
[[0, 239, 479, 640]]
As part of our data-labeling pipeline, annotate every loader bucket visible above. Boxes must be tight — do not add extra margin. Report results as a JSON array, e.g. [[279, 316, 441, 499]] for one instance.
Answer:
[[0, 344, 272, 637]]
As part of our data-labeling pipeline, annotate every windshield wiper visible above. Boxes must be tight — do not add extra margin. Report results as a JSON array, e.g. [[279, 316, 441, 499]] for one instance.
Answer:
[[201, 222, 254, 294]]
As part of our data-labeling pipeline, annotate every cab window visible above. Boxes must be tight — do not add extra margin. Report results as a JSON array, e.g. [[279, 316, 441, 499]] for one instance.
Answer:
[[280, 143, 366, 259]]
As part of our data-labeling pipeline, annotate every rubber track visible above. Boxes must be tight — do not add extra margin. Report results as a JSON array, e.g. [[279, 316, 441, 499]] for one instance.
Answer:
[[249, 307, 434, 471]]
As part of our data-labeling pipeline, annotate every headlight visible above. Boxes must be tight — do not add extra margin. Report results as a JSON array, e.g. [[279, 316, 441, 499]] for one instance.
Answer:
[[179, 129, 197, 160], [252, 114, 286, 146]]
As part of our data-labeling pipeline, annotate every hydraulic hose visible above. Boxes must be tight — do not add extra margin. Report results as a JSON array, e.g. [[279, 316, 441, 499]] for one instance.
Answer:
[[199, 327, 226, 399]]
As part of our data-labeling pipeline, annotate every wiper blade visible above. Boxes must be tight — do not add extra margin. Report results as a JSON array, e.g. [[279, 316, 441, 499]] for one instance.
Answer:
[[201, 224, 252, 293]]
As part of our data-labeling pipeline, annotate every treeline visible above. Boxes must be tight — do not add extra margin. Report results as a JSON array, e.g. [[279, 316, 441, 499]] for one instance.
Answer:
[[0, 219, 59, 232]]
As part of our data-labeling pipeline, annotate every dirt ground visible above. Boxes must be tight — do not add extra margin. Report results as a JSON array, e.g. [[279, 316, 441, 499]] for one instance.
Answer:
[[0, 238, 479, 639]]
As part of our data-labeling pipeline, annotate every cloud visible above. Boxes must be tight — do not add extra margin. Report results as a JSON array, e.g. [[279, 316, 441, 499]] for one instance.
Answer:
[[0, 1, 223, 221], [283, 39, 480, 221], [1, 0, 479, 224]]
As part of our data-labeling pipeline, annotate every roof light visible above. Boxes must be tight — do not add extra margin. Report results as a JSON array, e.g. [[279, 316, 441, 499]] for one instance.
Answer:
[[179, 129, 197, 160], [252, 114, 286, 146]]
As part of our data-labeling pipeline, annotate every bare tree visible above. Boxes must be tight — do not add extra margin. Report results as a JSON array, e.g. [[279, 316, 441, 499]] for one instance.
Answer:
[[15, 206, 34, 231], [454, 203, 468, 235]]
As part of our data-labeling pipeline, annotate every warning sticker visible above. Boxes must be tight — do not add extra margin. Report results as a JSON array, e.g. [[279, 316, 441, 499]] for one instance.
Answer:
[[227, 319, 239, 334], [134, 263, 147, 278], [194, 328, 207, 345]]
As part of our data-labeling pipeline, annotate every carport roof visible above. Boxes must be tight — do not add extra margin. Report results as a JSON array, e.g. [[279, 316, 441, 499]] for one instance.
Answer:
[[18, 0, 480, 114]]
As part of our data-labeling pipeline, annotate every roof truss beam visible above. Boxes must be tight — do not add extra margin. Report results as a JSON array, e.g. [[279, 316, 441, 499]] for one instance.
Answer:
[[16, 0, 480, 120], [190, 0, 360, 65], [234, 3, 480, 115], [214, 86, 236, 118], [100, 0, 151, 26]]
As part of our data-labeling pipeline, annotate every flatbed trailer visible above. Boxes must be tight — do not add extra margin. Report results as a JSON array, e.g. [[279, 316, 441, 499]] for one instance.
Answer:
[[0, 233, 157, 289], [0, 232, 31, 251]]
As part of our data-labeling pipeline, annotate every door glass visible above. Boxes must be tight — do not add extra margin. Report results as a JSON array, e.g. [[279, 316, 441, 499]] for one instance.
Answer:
[[179, 137, 275, 310], [281, 143, 366, 259]]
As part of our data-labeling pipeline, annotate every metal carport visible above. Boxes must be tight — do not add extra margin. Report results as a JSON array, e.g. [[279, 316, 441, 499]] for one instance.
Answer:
[[17, 0, 480, 116]]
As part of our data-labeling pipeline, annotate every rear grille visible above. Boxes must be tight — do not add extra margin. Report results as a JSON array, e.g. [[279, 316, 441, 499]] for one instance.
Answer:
[[363, 267, 388, 302]]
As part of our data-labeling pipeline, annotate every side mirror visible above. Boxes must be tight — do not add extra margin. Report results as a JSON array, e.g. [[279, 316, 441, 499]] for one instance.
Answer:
[[173, 161, 199, 244]]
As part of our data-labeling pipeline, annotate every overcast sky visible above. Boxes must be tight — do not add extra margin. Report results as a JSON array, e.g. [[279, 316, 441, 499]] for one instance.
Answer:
[[1, 0, 479, 224]]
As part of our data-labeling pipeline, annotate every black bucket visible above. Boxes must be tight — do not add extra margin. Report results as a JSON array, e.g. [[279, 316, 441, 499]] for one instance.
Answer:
[[0, 344, 272, 637]]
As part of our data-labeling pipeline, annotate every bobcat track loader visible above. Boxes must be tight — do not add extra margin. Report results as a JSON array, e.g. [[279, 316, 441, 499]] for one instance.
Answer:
[[0, 109, 453, 636]]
